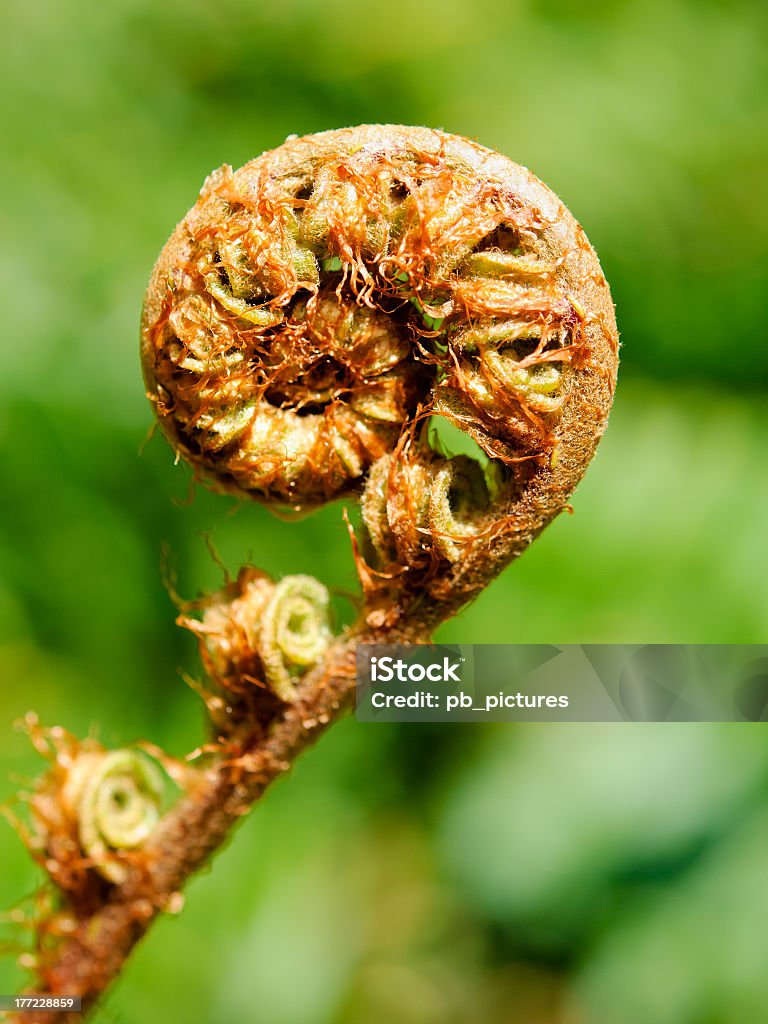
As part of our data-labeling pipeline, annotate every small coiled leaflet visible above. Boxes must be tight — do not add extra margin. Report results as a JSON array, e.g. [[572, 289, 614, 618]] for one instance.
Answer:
[[258, 575, 332, 701], [187, 570, 332, 703], [362, 450, 496, 568], [62, 750, 165, 884]]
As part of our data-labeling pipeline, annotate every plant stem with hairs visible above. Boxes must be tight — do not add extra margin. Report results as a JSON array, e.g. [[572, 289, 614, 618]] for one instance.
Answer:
[[4, 124, 618, 1022]]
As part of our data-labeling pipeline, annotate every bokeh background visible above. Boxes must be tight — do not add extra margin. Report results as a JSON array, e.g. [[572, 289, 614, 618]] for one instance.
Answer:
[[1, 0, 767, 1021]]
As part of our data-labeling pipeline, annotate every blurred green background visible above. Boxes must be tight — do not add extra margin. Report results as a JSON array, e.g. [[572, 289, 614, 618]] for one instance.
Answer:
[[1, 0, 767, 1021]]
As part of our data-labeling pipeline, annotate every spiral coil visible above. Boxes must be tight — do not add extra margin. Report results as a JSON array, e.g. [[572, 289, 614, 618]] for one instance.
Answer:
[[143, 125, 618, 602], [186, 569, 332, 703], [62, 750, 165, 884]]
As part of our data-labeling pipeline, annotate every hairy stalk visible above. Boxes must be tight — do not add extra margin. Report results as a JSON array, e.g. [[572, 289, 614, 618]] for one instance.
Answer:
[[9, 626, 420, 1023], [6, 124, 618, 1019]]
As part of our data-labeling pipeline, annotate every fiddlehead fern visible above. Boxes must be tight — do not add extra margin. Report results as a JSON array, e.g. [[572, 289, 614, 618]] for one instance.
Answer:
[[181, 568, 332, 705], [0, 125, 618, 1020], [24, 733, 168, 889], [63, 750, 165, 884], [259, 575, 333, 701], [141, 126, 618, 578], [143, 124, 618, 649]]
